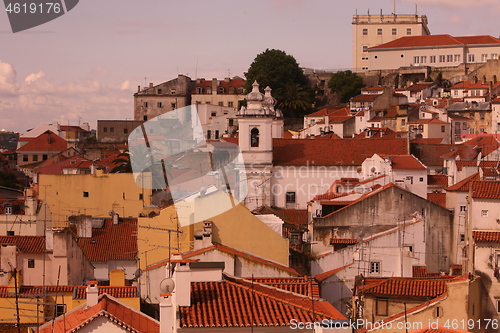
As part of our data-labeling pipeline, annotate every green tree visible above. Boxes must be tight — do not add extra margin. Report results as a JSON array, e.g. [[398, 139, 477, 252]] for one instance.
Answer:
[[328, 70, 365, 104], [0, 170, 21, 189], [244, 49, 314, 117], [110, 151, 132, 173]]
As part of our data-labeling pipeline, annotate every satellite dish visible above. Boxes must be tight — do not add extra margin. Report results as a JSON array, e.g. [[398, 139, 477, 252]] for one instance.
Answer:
[[370, 167, 377, 174], [160, 278, 175, 293], [134, 269, 142, 279], [109, 210, 115, 217]]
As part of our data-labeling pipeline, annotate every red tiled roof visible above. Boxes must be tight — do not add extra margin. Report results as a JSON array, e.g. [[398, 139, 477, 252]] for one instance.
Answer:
[[273, 208, 308, 226], [16, 130, 67, 152], [410, 138, 444, 144], [470, 180, 500, 198], [243, 276, 320, 298], [315, 262, 354, 282], [359, 276, 461, 297], [34, 155, 89, 175], [192, 78, 246, 94], [60, 125, 89, 132], [0, 199, 26, 215], [450, 79, 500, 90], [306, 107, 350, 117], [412, 266, 447, 278], [351, 94, 380, 101], [330, 238, 358, 244], [73, 286, 139, 299], [427, 193, 446, 208], [370, 34, 500, 50], [445, 173, 480, 192], [455, 160, 477, 171], [179, 276, 346, 328], [38, 294, 158, 333], [328, 115, 353, 123], [409, 118, 447, 124], [0, 236, 45, 253], [362, 86, 384, 92], [77, 218, 137, 262], [380, 154, 426, 170], [407, 83, 433, 91], [472, 231, 500, 242], [428, 175, 448, 186], [273, 138, 408, 166]]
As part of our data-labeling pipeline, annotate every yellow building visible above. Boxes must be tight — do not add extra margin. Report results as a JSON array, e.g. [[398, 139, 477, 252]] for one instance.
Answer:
[[37, 170, 153, 227], [138, 191, 290, 269]]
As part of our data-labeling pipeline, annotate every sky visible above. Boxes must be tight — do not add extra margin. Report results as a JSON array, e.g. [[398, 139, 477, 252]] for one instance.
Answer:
[[1, 0, 500, 133]]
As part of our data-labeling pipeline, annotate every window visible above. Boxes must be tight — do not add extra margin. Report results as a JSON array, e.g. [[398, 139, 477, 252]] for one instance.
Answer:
[[370, 261, 380, 274], [401, 119, 406, 125], [414, 56, 420, 64], [83, 191, 89, 198], [215, 130, 219, 139], [211, 112, 217, 117], [419, 177, 424, 182], [441, 125, 445, 132], [421, 56, 427, 63], [123, 128, 128, 134], [454, 54, 461, 62], [361, 57, 368, 60], [170, 89, 176, 95], [492, 53, 498, 60], [463, 122, 468, 130], [22, 154, 28, 162], [32, 155, 38, 162], [42, 155, 48, 161], [103, 127, 107, 132], [251, 128, 259, 147], [139, 193, 144, 200], [206, 88, 212, 94], [157, 102, 163, 108], [482, 54, 488, 62], [439, 55, 446, 63], [196, 87, 203, 94], [144, 102, 148, 108], [5, 207, 12, 215], [28, 259, 35, 268], [362, 45, 368, 53], [285, 192, 296, 204], [218, 102, 223, 106], [392, 28, 397, 35], [447, 55, 453, 62], [468, 54, 475, 62], [406, 28, 412, 35], [110, 127, 114, 133], [480, 113, 485, 120], [434, 306, 444, 318], [157, 89, 162, 94], [205, 101, 211, 104], [460, 234, 465, 242], [228, 101, 234, 107], [55, 304, 66, 317], [143, 115, 148, 121], [376, 298, 388, 316], [430, 55, 436, 63], [362, 28, 368, 35], [377, 28, 382, 35], [218, 87, 225, 94], [171, 103, 176, 109], [482, 210, 489, 217], [6, 230, 14, 236], [207, 130, 211, 140]]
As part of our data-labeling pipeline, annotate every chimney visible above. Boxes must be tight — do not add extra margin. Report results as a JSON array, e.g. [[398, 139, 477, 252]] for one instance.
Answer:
[[160, 293, 175, 333], [149, 83, 154, 88], [113, 213, 119, 225], [489, 81, 494, 102], [86, 280, 99, 307], [138, 85, 141, 93], [24, 189, 37, 216], [193, 230, 203, 250], [202, 221, 213, 248], [212, 78, 218, 95], [76, 216, 92, 238], [472, 76, 477, 84], [173, 257, 191, 307]]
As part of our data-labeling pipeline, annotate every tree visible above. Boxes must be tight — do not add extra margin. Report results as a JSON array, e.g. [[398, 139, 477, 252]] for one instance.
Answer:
[[110, 151, 132, 173], [328, 70, 365, 104], [244, 49, 314, 117]]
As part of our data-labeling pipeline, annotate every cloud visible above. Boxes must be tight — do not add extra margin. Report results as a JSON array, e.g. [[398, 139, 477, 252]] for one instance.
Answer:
[[0, 61, 134, 133], [25, 71, 45, 84]]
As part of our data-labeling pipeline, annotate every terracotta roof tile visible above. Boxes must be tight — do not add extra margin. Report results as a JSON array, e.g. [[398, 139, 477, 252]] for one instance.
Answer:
[[179, 276, 346, 328], [273, 208, 308, 226], [445, 173, 480, 192], [273, 138, 408, 166], [409, 118, 447, 124], [73, 286, 139, 299], [306, 107, 350, 117], [380, 154, 426, 170], [243, 276, 320, 298], [359, 276, 461, 297], [412, 266, 447, 278], [407, 83, 434, 91], [472, 231, 500, 242], [351, 94, 380, 101], [0, 236, 45, 253], [77, 218, 137, 262], [428, 175, 448, 186], [16, 131, 67, 152], [427, 193, 446, 208], [370, 34, 500, 50], [470, 180, 500, 198], [38, 294, 158, 333]]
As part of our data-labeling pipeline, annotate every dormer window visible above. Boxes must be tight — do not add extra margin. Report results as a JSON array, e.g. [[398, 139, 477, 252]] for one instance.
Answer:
[[218, 87, 225, 94], [4, 206, 12, 215], [196, 87, 203, 94], [251, 128, 259, 147]]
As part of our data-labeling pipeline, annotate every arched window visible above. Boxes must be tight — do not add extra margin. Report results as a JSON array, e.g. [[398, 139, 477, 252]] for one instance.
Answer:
[[228, 87, 236, 94], [218, 87, 225, 94], [196, 87, 203, 94], [251, 128, 259, 147]]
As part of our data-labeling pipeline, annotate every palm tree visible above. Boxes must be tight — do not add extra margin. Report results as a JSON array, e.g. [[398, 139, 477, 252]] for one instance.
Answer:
[[277, 83, 314, 117], [110, 151, 132, 173]]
